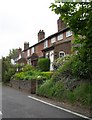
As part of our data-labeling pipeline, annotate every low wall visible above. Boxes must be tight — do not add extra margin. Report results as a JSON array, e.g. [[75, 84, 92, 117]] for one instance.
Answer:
[[10, 80, 36, 94], [10, 80, 20, 89]]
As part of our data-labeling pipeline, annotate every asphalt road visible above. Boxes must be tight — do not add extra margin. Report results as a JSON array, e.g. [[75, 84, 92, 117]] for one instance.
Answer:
[[2, 86, 88, 119]]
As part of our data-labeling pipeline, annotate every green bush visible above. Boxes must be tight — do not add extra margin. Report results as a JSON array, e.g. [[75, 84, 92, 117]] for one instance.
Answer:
[[37, 79, 66, 99], [52, 55, 72, 70], [71, 54, 92, 79], [37, 79, 54, 97], [52, 81, 65, 100], [23, 64, 35, 72], [38, 58, 50, 71], [41, 71, 53, 79], [37, 78, 91, 107], [14, 72, 25, 80], [65, 90, 76, 104], [73, 81, 92, 106], [52, 56, 74, 82], [12, 65, 47, 81], [2, 57, 16, 83]]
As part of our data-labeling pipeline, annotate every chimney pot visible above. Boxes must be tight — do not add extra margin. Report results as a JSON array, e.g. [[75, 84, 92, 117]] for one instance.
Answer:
[[57, 17, 67, 31], [24, 42, 29, 50], [38, 30, 45, 42]]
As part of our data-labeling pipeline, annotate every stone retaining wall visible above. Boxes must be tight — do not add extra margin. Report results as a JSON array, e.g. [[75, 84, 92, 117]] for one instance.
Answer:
[[10, 80, 36, 94]]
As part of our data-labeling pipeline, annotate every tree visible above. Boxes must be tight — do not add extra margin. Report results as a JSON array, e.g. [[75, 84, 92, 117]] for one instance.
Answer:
[[50, 1, 92, 80], [2, 56, 16, 83], [8, 48, 19, 60]]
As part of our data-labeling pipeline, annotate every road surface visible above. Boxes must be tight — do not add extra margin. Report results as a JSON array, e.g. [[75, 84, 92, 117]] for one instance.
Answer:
[[2, 86, 88, 119]]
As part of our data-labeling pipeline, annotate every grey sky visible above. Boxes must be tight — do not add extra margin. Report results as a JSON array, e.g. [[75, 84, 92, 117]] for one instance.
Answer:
[[0, 0, 59, 58]]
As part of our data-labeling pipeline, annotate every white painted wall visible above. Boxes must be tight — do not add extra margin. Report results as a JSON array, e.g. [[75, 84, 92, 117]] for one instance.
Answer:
[[49, 50, 54, 71]]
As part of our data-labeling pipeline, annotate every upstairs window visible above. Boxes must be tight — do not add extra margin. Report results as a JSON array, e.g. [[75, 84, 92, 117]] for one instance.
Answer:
[[51, 37, 56, 43], [59, 51, 65, 58], [31, 47, 34, 54], [27, 49, 30, 56], [57, 34, 63, 41], [66, 30, 72, 37], [44, 40, 48, 48]]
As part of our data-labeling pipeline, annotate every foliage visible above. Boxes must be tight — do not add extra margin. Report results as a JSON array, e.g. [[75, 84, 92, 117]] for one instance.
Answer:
[[50, 1, 92, 80], [73, 81, 92, 106], [2, 57, 16, 83], [52, 55, 74, 82], [37, 79, 55, 97], [37, 78, 92, 106], [41, 71, 53, 79], [8, 48, 19, 60], [12, 64, 47, 81], [22, 64, 35, 72], [52, 55, 72, 70], [37, 58, 50, 72]]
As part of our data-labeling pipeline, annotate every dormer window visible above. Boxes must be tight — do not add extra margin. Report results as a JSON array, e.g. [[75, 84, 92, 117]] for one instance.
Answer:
[[66, 30, 72, 37], [51, 37, 56, 43], [57, 34, 63, 41]]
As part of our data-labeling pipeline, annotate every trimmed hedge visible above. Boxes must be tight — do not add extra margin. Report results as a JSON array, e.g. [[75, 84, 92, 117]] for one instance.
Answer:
[[41, 71, 53, 79], [38, 58, 50, 71]]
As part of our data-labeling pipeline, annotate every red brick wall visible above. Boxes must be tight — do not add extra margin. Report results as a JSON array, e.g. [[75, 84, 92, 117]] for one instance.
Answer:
[[24, 51, 27, 58], [35, 42, 44, 57], [48, 39, 51, 47], [54, 41, 72, 59]]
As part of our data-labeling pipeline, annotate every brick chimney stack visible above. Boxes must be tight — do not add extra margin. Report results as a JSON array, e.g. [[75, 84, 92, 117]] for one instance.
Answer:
[[38, 30, 45, 42], [24, 42, 29, 50], [57, 17, 67, 31]]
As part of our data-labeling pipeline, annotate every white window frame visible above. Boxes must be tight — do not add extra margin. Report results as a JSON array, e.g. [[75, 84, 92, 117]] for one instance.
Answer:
[[27, 49, 30, 57], [28, 59, 31, 65], [59, 51, 65, 58], [51, 37, 56, 43], [44, 40, 48, 48], [66, 30, 72, 37], [19, 54, 21, 59], [57, 34, 63, 41], [45, 52, 49, 58], [31, 47, 34, 54]]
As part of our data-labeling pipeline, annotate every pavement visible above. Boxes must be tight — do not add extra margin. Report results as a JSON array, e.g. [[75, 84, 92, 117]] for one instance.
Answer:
[[1, 86, 91, 119]]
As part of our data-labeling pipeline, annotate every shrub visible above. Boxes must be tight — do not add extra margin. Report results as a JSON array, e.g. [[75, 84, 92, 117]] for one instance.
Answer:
[[14, 72, 25, 80], [71, 54, 92, 79], [37, 79, 55, 97], [41, 71, 53, 79], [22, 64, 35, 72], [37, 78, 66, 100], [52, 56, 74, 82], [52, 55, 72, 70], [73, 81, 92, 106], [52, 81, 65, 100], [38, 58, 50, 71], [2, 57, 16, 83]]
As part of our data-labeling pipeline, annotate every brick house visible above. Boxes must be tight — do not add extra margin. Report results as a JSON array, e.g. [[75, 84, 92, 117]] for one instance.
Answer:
[[14, 47, 27, 65], [42, 18, 74, 70], [16, 18, 74, 70]]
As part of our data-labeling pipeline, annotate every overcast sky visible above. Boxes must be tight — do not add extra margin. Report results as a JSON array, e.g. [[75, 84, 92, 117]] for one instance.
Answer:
[[0, 0, 59, 58]]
